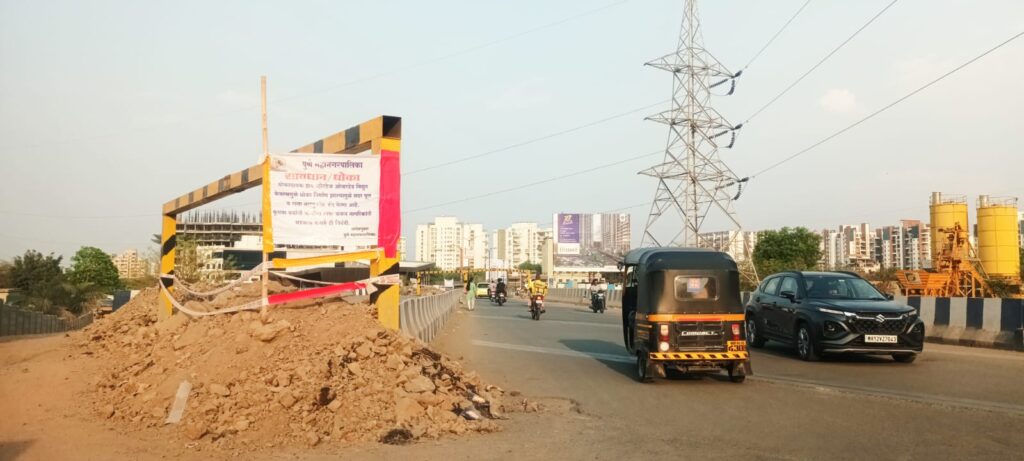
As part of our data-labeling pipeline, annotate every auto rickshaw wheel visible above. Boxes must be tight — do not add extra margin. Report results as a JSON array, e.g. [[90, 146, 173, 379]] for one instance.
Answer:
[[635, 353, 654, 383], [727, 362, 746, 383]]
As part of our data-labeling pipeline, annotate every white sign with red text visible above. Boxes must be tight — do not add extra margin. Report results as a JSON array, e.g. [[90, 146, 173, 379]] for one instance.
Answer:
[[268, 153, 380, 247]]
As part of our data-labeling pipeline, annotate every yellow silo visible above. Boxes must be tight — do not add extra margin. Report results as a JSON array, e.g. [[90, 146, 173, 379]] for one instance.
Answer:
[[929, 192, 969, 263], [976, 195, 1021, 278]]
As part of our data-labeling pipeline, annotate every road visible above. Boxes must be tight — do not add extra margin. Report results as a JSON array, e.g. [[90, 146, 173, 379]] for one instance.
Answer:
[[431, 297, 1024, 460]]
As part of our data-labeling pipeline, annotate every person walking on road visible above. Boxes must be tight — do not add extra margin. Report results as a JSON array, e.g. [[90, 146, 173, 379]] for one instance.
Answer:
[[465, 277, 477, 311]]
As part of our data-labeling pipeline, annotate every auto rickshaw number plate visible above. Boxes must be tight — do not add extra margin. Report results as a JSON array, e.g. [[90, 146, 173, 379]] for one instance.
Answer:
[[727, 340, 747, 352]]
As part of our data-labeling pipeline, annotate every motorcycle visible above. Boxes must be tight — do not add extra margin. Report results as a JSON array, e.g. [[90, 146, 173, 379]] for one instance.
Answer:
[[590, 290, 606, 313], [494, 292, 506, 306], [530, 295, 545, 320]]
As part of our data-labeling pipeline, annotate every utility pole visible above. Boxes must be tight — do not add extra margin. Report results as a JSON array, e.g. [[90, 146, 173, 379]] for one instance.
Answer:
[[639, 0, 758, 285], [260, 76, 270, 312]]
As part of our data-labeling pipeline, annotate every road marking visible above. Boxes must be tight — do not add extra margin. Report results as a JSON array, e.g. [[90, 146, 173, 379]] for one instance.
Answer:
[[922, 346, 1024, 362], [750, 374, 1024, 416], [471, 339, 1024, 416], [470, 315, 619, 329], [471, 340, 634, 363]]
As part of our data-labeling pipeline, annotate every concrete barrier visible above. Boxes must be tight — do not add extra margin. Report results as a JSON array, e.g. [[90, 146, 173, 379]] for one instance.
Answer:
[[896, 295, 1023, 350], [399, 289, 461, 343], [0, 304, 93, 338]]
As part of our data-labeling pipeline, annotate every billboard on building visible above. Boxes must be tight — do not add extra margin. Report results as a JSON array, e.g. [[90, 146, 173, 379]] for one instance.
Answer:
[[552, 213, 631, 272], [557, 213, 581, 244]]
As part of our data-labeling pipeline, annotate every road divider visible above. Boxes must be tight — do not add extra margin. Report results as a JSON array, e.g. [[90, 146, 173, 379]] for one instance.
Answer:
[[896, 295, 1023, 350], [400, 289, 462, 343]]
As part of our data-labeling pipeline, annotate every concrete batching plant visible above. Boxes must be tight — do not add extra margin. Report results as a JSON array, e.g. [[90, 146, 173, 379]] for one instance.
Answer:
[[897, 192, 1022, 298]]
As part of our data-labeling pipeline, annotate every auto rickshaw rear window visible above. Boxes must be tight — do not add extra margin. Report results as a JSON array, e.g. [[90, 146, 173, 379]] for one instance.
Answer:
[[674, 276, 717, 301]]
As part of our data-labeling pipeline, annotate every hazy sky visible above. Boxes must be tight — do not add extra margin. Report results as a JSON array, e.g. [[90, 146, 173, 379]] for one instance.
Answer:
[[1, 0, 1022, 261]]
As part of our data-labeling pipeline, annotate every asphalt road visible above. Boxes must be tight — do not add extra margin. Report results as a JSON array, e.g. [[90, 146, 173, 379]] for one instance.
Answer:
[[431, 297, 1024, 460]]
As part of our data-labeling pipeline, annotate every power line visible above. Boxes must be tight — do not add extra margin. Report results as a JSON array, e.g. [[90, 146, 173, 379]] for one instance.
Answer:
[[751, 29, 1024, 178], [740, 0, 812, 71], [406, 149, 662, 213], [405, 99, 665, 175], [742, 0, 898, 124]]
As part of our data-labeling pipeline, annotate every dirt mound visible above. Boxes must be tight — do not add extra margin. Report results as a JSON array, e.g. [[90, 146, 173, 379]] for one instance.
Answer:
[[77, 285, 534, 453]]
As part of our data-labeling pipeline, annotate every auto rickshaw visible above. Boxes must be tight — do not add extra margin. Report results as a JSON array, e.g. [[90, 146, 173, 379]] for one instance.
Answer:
[[620, 248, 751, 383]]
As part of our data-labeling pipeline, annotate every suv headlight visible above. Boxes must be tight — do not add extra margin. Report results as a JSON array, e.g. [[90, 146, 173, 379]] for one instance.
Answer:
[[817, 307, 851, 316]]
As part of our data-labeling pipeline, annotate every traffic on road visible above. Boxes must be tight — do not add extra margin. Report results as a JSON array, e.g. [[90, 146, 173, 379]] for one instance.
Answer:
[[434, 295, 1024, 459]]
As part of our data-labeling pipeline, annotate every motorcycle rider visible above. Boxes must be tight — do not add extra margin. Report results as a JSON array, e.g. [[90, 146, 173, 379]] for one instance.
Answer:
[[494, 278, 507, 304], [527, 274, 548, 313], [590, 278, 606, 311], [488, 279, 497, 300]]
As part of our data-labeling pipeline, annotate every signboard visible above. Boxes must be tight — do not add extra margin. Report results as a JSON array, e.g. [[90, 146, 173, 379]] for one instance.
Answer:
[[552, 213, 631, 272], [557, 213, 580, 244], [268, 153, 381, 247]]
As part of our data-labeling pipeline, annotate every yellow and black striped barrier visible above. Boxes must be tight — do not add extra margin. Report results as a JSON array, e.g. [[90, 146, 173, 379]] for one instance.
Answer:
[[649, 351, 749, 361], [159, 115, 403, 330]]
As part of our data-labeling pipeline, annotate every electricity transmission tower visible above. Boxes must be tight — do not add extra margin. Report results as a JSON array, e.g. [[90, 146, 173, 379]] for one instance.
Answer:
[[639, 0, 758, 284]]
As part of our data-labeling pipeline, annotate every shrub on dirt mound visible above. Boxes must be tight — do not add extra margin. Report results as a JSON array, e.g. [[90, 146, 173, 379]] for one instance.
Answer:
[[78, 285, 534, 453]]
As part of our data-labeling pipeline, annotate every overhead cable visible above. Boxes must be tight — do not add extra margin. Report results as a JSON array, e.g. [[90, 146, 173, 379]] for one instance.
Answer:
[[742, 0, 899, 124], [751, 29, 1024, 178]]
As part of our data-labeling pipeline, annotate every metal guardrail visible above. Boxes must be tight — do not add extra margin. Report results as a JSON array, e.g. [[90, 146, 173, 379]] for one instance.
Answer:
[[547, 288, 623, 307], [399, 289, 461, 343], [0, 304, 93, 337]]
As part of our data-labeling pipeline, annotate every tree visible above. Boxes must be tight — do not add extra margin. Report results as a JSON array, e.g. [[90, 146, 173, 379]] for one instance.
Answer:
[[69, 246, 121, 293], [11, 250, 63, 295], [0, 260, 11, 288], [518, 261, 542, 275], [753, 227, 822, 277], [174, 235, 202, 283]]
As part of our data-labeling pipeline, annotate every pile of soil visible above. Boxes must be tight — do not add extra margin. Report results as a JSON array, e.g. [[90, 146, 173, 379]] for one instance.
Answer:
[[76, 285, 535, 452]]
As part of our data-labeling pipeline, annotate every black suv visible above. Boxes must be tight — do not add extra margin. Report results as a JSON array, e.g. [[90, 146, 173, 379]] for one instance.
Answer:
[[744, 271, 924, 362]]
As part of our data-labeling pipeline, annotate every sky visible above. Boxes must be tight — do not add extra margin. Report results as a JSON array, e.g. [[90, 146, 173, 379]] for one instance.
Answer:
[[0, 0, 1022, 261]]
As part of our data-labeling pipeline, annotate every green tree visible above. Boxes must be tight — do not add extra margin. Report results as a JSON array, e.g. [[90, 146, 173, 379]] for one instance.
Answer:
[[174, 235, 202, 283], [0, 260, 11, 288], [11, 250, 64, 295], [69, 246, 121, 293], [518, 261, 542, 275], [753, 227, 823, 276]]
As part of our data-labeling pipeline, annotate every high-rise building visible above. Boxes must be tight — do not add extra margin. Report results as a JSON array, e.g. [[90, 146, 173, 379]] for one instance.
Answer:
[[414, 217, 488, 270], [494, 222, 547, 269], [872, 220, 931, 270], [819, 229, 841, 270], [397, 236, 407, 259], [697, 230, 758, 262], [111, 249, 151, 279], [176, 210, 262, 247]]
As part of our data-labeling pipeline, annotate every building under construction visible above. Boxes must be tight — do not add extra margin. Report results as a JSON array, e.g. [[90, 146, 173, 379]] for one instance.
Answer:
[[896, 192, 1022, 298]]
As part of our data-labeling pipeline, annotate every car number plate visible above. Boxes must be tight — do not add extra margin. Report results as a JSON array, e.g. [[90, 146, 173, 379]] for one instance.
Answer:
[[864, 335, 897, 344]]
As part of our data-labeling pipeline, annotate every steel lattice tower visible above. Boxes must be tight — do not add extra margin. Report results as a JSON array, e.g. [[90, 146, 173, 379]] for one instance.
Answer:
[[640, 0, 757, 283]]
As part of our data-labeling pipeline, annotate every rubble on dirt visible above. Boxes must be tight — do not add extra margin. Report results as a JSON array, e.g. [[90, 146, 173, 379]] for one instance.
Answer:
[[76, 284, 538, 451]]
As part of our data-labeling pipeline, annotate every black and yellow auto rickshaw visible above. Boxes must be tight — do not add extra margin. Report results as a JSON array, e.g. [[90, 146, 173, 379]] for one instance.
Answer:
[[620, 248, 751, 383]]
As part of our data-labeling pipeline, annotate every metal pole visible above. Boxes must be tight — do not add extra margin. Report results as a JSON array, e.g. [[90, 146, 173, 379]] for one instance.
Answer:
[[260, 75, 270, 314]]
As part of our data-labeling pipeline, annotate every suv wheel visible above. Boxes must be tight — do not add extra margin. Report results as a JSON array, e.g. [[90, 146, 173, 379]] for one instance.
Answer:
[[796, 323, 820, 362], [746, 315, 766, 348]]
